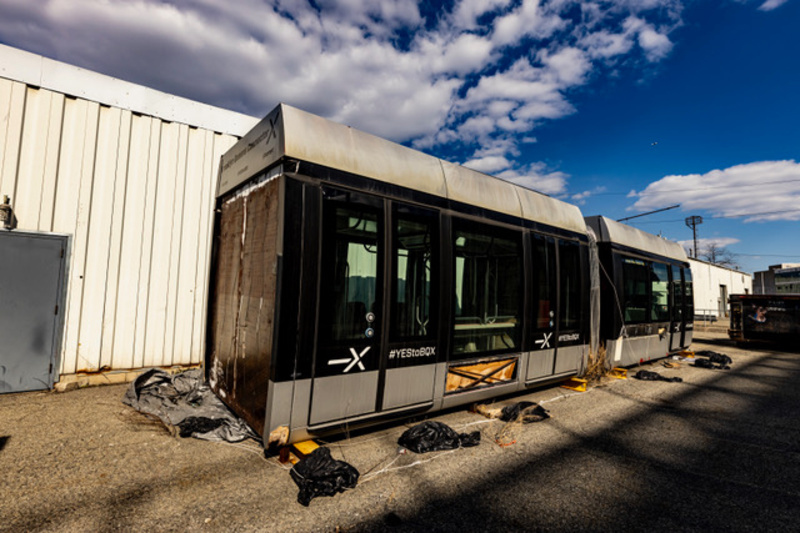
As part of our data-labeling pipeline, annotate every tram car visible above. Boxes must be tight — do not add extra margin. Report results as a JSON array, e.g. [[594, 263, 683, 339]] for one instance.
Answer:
[[205, 103, 692, 446], [586, 216, 693, 366]]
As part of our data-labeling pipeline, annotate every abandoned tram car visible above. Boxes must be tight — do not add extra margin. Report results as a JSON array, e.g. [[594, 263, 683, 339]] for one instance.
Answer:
[[206, 104, 693, 446]]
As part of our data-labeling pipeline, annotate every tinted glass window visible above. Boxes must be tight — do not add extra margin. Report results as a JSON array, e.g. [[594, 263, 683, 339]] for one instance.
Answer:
[[391, 207, 437, 340], [452, 221, 522, 357], [672, 267, 683, 322], [320, 203, 380, 343], [532, 234, 555, 329], [684, 267, 694, 318], [651, 262, 670, 322], [559, 240, 582, 330], [622, 258, 649, 323]]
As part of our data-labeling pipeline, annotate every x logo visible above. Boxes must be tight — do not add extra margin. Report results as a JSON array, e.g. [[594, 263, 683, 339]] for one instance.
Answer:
[[535, 332, 552, 349], [344, 347, 369, 372]]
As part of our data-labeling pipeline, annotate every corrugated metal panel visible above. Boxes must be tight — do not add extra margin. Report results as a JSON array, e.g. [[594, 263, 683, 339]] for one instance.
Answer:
[[0, 77, 244, 376], [0, 78, 26, 207]]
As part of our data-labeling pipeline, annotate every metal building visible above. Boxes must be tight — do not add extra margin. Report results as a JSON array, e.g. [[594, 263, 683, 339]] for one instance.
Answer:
[[688, 258, 752, 323], [0, 44, 258, 391]]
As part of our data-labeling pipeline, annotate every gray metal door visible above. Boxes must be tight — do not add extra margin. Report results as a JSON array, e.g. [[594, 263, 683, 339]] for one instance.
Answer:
[[0, 231, 68, 393]]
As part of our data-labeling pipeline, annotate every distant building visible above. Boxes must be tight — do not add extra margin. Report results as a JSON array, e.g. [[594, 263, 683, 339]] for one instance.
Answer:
[[775, 266, 800, 294], [753, 264, 800, 294], [688, 258, 752, 321]]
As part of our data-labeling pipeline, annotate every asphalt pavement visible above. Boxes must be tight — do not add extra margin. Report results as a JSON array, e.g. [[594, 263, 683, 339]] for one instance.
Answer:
[[2, 331, 799, 532]]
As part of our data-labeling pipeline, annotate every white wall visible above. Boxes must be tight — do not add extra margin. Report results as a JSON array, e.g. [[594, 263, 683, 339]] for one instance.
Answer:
[[0, 46, 259, 377], [689, 258, 752, 320]]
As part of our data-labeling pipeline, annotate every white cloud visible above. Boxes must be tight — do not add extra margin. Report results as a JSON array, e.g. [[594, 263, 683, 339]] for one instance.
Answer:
[[497, 162, 569, 195], [451, 0, 513, 30], [491, 0, 567, 47], [463, 155, 512, 173], [629, 160, 800, 222], [580, 30, 635, 59], [623, 16, 674, 62], [678, 237, 740, 250], [0, 0, 684, 193], [571, 186, 608, 205], [758, 0, 789, 11]]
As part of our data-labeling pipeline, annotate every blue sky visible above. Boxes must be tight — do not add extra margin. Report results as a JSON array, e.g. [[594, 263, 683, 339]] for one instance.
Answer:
[[0, 0, 797, 273]]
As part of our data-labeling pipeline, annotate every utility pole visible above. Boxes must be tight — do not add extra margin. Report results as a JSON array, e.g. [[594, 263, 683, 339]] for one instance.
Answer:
[[684, 216, 703, 258]]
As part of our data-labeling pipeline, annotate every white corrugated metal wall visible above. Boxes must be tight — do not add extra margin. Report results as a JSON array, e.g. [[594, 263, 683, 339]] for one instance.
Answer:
[[689, 258, 752, 320], [0, 69, 248, 377]]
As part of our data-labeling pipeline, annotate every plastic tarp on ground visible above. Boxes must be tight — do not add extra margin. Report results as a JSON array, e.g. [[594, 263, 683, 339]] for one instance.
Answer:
[[122, 368, 257, 442]]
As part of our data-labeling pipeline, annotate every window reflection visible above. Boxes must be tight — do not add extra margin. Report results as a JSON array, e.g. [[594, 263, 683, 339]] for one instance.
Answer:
[[452, 222, 522, 357]]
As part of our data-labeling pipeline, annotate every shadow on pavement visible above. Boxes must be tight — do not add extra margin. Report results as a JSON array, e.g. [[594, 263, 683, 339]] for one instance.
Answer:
[[352, 344, 800, 531]]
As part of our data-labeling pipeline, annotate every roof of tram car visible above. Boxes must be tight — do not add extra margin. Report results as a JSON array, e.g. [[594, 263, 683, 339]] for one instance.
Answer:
[[218, 103, 587, 235]]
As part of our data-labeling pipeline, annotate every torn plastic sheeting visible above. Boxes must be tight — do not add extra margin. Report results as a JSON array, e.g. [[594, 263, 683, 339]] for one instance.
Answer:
[[633, 370, 683, 383], [398, 421, 480, 454], [122, 368, 258, 443], [290, 447, 359, 506]]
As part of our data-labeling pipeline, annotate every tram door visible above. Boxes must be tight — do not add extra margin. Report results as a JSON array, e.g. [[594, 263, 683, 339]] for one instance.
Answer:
[[669, 266, 693, 351], [381, 204, 439, 411], [669, 266, 683, 352], [309, 192, 438, 426], [310, 190, 384, 425]]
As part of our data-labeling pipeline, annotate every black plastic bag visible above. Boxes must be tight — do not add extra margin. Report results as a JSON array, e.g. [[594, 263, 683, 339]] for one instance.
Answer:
[[633, 370, 682, 383], [500, 402, 550, 423], [290, 447, 359, 506], [693, 350, 733, 369], [176, 417, 226, 438], [398, 421, 480, 453], [708, 353, 732, 369]]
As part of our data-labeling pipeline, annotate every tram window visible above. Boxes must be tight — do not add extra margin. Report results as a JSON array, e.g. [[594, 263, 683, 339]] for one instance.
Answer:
[[672, 268, 684, 322], [651, 262, 670, 322], [558, 240, 582, 331], [684, 267, 694, 319], [622, 257, 649, 323], [319, 204, 380, 343], [391, 208, 437, 340], [452, 222, 522, 357], [532, 234, 555, 329]]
